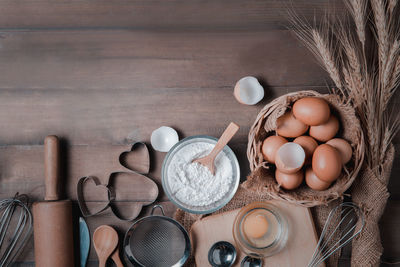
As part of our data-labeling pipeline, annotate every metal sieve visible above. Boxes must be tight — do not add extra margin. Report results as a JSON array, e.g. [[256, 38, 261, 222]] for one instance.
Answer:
[[123, 205, 191, 267]]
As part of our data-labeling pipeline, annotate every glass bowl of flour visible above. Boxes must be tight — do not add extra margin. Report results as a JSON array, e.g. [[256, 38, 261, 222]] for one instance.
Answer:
[[162, 135, 240, 214]]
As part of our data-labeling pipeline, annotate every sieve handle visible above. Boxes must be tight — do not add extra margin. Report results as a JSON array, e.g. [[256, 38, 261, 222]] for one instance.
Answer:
[[151, 205, 165, 216]]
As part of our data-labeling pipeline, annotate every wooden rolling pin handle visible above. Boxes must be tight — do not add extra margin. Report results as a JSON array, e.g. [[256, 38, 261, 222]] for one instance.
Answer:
[[44, 135, 60, 201]]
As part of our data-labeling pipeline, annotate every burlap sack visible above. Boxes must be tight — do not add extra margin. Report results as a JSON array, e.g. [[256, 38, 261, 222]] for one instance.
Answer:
[[350, 144, 395, 267], [247, 90, 364, 207]]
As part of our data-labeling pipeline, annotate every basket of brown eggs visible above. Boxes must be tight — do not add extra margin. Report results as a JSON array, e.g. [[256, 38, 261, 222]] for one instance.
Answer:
[[246, 90, 364, 207]]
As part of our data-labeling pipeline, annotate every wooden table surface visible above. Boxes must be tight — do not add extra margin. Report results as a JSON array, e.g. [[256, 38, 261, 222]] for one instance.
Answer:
[[0, 1, 398, 266]]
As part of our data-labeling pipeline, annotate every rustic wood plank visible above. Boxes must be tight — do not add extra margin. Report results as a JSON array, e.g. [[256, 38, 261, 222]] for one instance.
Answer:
[[388, 153, 400, 198], [0, 144, 164, 200], [0, 86, 330, 146], [0, 30, 339, 146], [381, 200, 400, 262], [0, 0, 345, 30], [0, 30, 329, 91]]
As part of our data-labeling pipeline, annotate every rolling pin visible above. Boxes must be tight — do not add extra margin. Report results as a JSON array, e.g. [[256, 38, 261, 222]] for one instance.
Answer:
[[33, 135, 75, 267]]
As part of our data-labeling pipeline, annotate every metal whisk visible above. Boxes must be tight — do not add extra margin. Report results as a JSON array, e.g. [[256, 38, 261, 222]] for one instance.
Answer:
[[0, 193, 33, 266], [308, 202, 365, 267]]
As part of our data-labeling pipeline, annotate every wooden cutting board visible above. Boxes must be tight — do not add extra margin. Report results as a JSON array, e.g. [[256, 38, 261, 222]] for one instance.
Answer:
[[190, 200, 323, 267]]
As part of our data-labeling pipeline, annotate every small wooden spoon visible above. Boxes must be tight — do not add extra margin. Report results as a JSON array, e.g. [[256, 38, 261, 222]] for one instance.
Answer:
[[193, 122, 240, 175], [111, 245, 124, 267], [93, 225, 119, 267]]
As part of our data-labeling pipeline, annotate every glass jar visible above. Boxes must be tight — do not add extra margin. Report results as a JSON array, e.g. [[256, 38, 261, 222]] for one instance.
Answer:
[[233, 202, 288, 258]]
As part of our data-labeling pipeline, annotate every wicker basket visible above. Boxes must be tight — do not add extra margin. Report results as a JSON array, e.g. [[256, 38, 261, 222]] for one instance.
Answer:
[[246, 90, 364, 207]]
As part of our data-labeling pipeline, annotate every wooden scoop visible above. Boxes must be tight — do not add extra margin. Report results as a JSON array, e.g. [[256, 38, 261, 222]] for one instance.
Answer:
[[193, 122, 240, 175], [93, 225, 120, 267]]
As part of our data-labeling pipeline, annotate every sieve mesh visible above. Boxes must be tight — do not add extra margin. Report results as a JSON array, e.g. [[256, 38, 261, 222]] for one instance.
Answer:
[[128, 217, 187, 267]]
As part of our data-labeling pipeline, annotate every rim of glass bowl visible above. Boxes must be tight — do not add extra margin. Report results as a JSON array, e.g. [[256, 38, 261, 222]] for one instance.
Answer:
[[161, 135, 240, 214]]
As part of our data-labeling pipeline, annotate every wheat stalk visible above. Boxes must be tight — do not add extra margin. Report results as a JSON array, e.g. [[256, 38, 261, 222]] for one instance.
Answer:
[[345, 0, 367, 48], [381, 108, 400, 163], [289, 0, 400, 177], [371, 0, 390, 67], [287, 10, 343, 89], [390, 55, 400, 88], [341, 32, 365, 100], [312, 30, 343, 89], [384, 40, 400, 85], [389, 0, 397, 15], [383, 40, 400, 105]]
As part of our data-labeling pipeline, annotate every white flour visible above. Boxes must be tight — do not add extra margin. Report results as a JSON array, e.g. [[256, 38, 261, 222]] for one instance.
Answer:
[[167, 142, 233, 207]]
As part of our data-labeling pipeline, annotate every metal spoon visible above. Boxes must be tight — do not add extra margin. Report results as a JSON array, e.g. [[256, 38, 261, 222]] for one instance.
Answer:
[[208, 241, 237, 267], [193, 122, 239, 174], [93, 225, 119, 267], [241, 256, 263, 267]]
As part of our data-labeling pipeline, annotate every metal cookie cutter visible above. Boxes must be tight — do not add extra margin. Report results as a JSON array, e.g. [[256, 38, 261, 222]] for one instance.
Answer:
[[77, 142, 159, 221], [77, 176, 116, 217]]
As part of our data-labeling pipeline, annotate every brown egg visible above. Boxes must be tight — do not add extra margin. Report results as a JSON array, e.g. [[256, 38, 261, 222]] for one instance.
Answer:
[[275, 169, 304, 190], [276, 111, 309, 138], [312, 144, 342, 183], [309, 115, 339, 142], [327, 138, 353, 164], [305, 167, 331, 191], [293, 136, 318, 164], [243, 212, 269, 239], [275, 142, 305, 174], [261, 136, 288, 164], [293, 97, 331, 126]]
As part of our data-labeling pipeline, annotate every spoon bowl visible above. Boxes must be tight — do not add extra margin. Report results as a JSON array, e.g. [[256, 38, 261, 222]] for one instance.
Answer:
[[93, 225, 119, 267], [208, 241, 237, 267], [241, 256, 263, 267]]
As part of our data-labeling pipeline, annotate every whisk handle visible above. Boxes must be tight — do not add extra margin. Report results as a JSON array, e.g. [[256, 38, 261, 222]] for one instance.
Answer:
[[44, 135, 60, 201]]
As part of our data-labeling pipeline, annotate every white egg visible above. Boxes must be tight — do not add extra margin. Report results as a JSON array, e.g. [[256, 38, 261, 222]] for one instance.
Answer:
[[151, 126, 179, 152], [234, 76, 264, 105]]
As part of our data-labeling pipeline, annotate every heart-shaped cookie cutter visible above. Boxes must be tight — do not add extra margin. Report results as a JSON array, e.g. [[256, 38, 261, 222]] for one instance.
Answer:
[[77, 176, 115, 217], [77, 142, 159, 221], [119, 142, 150, 175]]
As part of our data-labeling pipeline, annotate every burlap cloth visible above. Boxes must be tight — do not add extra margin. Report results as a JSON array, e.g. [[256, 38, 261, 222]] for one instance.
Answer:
[[350, 145, 395, 266], [175, 148, 394, 267]]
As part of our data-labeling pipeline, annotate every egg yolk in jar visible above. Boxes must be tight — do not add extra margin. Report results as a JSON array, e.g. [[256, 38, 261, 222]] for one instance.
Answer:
[[243, 213, 269, 239]]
